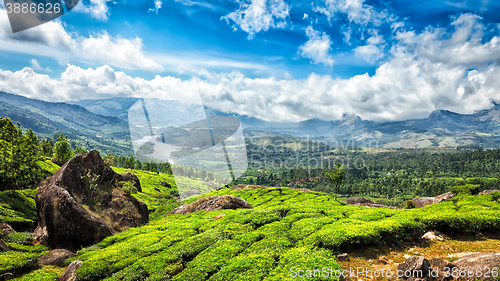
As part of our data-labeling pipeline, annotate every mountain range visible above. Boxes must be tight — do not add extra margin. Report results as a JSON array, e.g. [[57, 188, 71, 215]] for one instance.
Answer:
[[69, 96, 500, 148], [0, 92, 132, 155], [1, 91, 500, 149]]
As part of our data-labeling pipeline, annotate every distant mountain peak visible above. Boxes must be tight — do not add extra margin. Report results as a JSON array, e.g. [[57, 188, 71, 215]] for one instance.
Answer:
[[428, 109, 459, 119]]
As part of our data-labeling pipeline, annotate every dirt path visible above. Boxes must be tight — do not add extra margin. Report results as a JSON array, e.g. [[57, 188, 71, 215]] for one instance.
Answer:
[[338, 232, 500, 280]]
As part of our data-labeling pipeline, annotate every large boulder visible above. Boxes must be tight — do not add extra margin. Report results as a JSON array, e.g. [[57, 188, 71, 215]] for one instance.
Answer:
[[428, 258, 456, 281], [422, 231, 450, 242], [397, 256, 431, 280], [34, 150, 149, 251], [453, 252, 500, 280], [169, 195, 253, 215], [39, 249, 77, 267], [0, 223, 15, 237], [117, 172, 142, 192], [478, 189, 500, 195], [412, 197, 437, 208], [343, 197, 396, 209], [59, 261, 82, 281], [412, 192, 455, 208]]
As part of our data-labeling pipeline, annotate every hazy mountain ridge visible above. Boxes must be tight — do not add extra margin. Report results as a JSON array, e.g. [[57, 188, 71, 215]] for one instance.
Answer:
[[4, 93, 500, 148], [0, 92, 133, 155]]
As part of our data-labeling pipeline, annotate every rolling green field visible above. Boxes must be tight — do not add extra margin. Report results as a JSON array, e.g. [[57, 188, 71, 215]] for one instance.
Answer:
[[68, 188, 499, 281], [2, 165, 500, 280]]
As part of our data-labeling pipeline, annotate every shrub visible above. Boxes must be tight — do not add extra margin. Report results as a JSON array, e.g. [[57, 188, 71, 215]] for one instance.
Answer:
[[404, 200, 416, 209], [4, 232, 33, 245], [450, 184, 481, 195], [119, 181, 138, 195], [491, 191, 500, 202]]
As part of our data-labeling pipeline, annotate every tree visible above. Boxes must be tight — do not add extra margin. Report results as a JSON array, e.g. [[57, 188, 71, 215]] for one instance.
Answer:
[[324, 162, 345, 200], [41, 139, 54, 157], [74, 147, 88, 155], [124, 156, 135, 169], [134, 159, 142, 170], [53, 133, 73, 165], [0, 118, 43, 186]]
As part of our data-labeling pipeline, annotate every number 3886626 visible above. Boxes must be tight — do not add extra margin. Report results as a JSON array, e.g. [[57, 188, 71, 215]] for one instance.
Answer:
[[5, 3, 61, 14]]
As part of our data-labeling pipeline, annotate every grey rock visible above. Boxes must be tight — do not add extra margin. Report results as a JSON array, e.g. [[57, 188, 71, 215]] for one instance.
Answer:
[[397, 256, 431, 280], [39, 249, 77, 267], [169, 195, 252, 215], [422, 231, 450, 241], [429, 258, 456, 281], [453, 252, 500, 280], [0, 240, 9, 252], [0, 273, 13, 280], [34, 150, 148, 251], [160, 181, 171, 188], [0, 223, 16, 236], [59, 260, 83, 281], [337, 253, 349, 261]]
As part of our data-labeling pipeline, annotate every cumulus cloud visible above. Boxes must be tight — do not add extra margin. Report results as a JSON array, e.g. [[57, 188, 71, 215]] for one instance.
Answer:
[[354, 31, 385, 63], [148, 0, 162, 14], [299, 26, 335, 66], [77, 32, 162, 71], [1, 14, 499, 123], [29, 59, 52, 72], [73, 0, 111, 21], [0, 9, 162, 71], [313, 0, 397, 47], [313, 0, 390, 26], [222, 0, 290, 39]]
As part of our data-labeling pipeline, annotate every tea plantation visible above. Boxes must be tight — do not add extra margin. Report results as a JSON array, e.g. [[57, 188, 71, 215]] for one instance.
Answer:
[[71, 188, 500, 281], [2, 168, 500, 280]]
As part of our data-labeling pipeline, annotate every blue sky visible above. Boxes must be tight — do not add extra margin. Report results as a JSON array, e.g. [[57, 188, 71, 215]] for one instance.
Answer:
[[0, 0, 500, 122]]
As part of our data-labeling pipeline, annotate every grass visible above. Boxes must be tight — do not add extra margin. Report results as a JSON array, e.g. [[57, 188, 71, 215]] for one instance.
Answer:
[[3, 166, 500, 280], [64, 187, 500, 281], [0, 189, 37, 231], [111, 168, 182, 220]]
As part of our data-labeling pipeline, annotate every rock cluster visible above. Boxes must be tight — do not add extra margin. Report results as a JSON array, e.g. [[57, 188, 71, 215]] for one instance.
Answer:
[[398, 253, 500, 280], [412, 192, 455, 208], [343, 197, 397, 208], [34, 150, 148, 251], [169, 195, 253, 215]]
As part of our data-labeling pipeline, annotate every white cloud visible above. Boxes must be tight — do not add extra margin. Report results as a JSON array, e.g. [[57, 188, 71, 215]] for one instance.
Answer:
[[313, 0, 390, 26], [0, 9, 162, 71], [299, 26, 335, 66], [76, 32, 162, 71], [354, 31, 385, 63], [148, 0, 162, 14], [30, 59, 52, 72], [1, 14, 500, 123], [303, 13, 308, 20], [222, 0, 290, 39], [73, 0, 111, 21]]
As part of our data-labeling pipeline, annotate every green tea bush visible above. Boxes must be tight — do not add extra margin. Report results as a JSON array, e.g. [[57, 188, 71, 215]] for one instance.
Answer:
[[404, 200, 416, 209], [491, 191, 500, 201], [65, 186, 500, 281], [0, 251, 43, 275], [119, 181, 138, 195], [14, 266, 61, 281], [4, 232, 33, 245], [450, 184, 481, 195]]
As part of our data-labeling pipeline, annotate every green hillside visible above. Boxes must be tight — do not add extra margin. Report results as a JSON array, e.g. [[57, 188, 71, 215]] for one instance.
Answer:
[[2, 162, 500, 280], [0, 92, 133, 155], [66, 187, 499, 281]]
